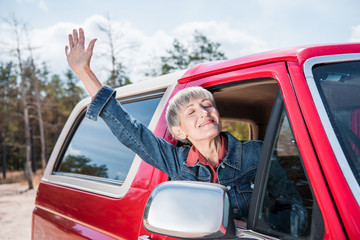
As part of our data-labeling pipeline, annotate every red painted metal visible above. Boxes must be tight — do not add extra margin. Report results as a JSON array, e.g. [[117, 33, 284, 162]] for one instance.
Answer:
[[179, 43, 360, 83], [288, 60, 360, 239], [34, 182, 153, 239], [33, 43, 360, 239], [182, 61, 347, 239]]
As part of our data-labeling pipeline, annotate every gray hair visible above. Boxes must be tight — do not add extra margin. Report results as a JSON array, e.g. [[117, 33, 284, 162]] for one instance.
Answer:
[[165, 86, 216, 142]]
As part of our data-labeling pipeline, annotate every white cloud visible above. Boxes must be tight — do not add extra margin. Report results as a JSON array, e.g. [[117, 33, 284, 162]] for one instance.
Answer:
[[173, 21, 268, 58], [0, 15, 269, 83], [66, 144, 82, 156], [30, 22, 80, 74], [38, 0, 48, 11], [16, 0, 48, 11], [349, 24, 360, 42]]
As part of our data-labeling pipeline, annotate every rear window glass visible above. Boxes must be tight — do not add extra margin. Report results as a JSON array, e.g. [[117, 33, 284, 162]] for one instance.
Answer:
[[221, 119, 250, 140], [55, 96, 161, 183]]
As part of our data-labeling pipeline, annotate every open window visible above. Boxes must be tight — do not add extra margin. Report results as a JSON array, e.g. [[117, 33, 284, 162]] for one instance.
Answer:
[[248, 93, 324, 239], [211, 78, 279, 141]]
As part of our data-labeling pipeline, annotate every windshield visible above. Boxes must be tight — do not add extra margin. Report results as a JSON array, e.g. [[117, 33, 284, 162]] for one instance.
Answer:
[[312, 61, 360, 185]]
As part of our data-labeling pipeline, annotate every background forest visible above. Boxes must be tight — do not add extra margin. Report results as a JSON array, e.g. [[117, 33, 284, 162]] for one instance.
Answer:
[[0, 15, 228, 189]]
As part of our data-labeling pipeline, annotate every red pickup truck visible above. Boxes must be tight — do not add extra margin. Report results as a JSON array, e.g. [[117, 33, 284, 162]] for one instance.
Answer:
[[32, 43, 360, 239]]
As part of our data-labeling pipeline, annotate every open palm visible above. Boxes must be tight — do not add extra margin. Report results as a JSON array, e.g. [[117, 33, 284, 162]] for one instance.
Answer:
[[65, 28, 97, 74]]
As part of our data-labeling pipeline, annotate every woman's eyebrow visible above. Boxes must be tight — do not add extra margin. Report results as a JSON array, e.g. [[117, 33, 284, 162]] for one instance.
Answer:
[[184, 103, 194, 110], [184, 99, 210, 110]]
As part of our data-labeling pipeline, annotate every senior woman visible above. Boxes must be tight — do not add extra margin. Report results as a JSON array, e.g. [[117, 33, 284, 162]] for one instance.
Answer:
[[65, 28, 262, 225]]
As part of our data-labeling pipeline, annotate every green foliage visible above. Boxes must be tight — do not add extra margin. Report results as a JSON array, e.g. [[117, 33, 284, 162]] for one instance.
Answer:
[[0, 60, 86, 173], [59, 154, 108, 178], [1, 29, 229, 174], [159, 30, 227, 75], [1, 62, 18, 173], [161, 39, 190, 74], [105, 63, 132, 88], [190, 30, 226, 64], [63, 69, 85, 111], [221, 120, 250, 141]]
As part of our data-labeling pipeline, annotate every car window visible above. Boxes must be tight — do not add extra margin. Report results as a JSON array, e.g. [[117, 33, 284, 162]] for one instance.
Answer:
[[55, 96, 161, 184], [312, 60, 360, 185], [221, 119, 250, 140], [211, 78, 279, 141], [257, 110, 314, 238]]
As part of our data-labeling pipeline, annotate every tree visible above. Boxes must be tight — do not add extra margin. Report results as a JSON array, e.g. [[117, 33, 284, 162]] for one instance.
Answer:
[[37, 62, 51, 166], [22, 58, 39, 173], [0, 62, 16, 179], [189, 30, 226, 65], [60, 155, 108, 178], [158, 30, 227, 75], [161, 39, 190, 74], [42, 73, 66, 151], [64, 69, 85, 107], [97, 15, 134, 88], [6, 15, 34, 189], [24, 28, 47, 171], [41, 70, 84, 158], [0, 16, 88, 182]]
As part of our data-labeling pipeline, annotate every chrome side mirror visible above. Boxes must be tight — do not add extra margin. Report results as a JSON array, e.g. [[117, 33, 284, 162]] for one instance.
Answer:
[[143, 181, 235, 239]]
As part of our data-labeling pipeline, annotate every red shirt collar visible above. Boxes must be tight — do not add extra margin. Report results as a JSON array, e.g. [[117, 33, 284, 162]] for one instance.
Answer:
[[186, 134, 228, 167]]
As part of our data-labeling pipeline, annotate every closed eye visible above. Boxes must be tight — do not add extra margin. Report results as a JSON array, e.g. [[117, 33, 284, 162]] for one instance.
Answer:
[[202, 103, 213, 108], [201, 99, 213, 108]]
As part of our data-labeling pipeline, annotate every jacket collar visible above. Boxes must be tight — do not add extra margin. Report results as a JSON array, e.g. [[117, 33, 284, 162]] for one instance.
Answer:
[[221, 131, 242, 170], [186, 133, 228, 167], [184, 132, 242, 170]]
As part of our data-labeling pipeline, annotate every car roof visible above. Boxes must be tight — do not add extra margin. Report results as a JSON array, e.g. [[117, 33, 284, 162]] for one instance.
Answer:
[[113, 69, 187, 98], [179, 43, 360, 83]]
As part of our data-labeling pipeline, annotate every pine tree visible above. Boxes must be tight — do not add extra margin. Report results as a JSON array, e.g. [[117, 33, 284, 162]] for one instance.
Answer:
[[157, 30, 227, 75]]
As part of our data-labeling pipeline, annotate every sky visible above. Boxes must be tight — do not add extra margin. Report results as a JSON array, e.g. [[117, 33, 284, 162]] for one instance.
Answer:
[[1, 0, 360, 83]]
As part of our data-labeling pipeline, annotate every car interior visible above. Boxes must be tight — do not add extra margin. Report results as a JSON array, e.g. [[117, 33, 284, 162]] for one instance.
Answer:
[[211, 77, 321, 238], [210, 78, 280, 141]]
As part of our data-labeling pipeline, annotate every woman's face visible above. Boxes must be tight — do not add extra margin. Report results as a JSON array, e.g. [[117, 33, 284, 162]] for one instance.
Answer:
[[172, 97, 222, 143]]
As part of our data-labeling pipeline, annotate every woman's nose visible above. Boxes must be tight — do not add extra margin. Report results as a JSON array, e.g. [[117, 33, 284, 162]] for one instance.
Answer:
[[200, 107, 209, 117]]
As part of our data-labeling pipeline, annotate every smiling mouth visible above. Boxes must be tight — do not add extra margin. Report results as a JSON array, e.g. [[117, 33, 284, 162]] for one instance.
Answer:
[[199, 120, 215, 127]]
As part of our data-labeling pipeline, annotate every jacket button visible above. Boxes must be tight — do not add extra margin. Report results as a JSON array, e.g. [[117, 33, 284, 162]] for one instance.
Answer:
[[227, 186, 231, 190], [233, 208, 239, 214]]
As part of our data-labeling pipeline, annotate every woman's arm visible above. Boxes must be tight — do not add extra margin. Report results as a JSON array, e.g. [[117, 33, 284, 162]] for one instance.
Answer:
[[65, 29, 185, 178], [65, 28, 102, 97]]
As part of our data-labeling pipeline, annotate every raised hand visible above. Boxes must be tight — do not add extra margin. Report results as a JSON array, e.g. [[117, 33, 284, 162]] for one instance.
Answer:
[[65, 28, 102, 97], [65, 28, 97, 74]]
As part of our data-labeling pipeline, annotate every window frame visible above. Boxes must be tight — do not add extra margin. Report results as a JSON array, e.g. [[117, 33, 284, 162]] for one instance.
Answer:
[[53, 92, 164, 182], [247, 92, 324, 239], [221, 118, 258, 141], [42, 88, 170, 198], [304, 53, 360, 205], [208, 77, 279, 141]]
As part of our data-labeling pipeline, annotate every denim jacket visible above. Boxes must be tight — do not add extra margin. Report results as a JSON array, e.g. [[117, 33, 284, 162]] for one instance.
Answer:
[[87, 86, 263, 221]]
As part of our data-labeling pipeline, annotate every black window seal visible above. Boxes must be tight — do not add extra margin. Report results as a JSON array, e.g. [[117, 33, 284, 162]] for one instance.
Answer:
[[247, 90, 284, 231], [247, 91, 325, 239]]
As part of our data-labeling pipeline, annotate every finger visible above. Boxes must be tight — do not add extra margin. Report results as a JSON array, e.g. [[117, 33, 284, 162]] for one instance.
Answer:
[[79, 28, 85, 45], [87, 38, 97, 53], [68, 34, 74, 48], [65, 45, 69, 56], [73, 29, 79, 45]]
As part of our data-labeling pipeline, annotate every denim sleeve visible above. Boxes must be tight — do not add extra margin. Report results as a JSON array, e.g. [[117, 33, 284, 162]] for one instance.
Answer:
[[86, 86, 116, 121], [85, 86, 185, 178]]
